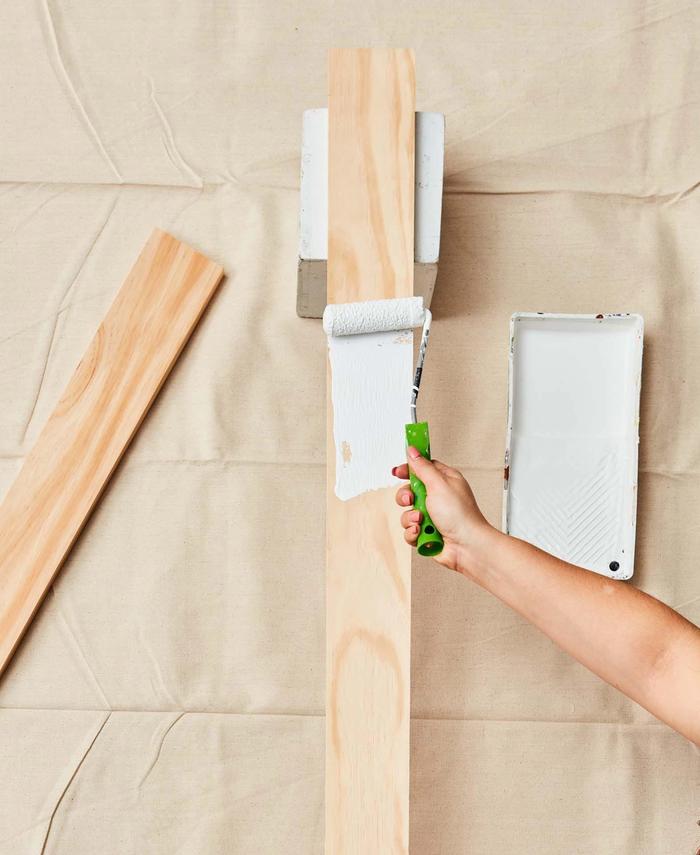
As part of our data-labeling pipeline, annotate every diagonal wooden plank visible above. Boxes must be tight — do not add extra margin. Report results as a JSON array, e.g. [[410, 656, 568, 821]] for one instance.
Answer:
[[326, 48, 415, 854], [0, 229, 224, 676]]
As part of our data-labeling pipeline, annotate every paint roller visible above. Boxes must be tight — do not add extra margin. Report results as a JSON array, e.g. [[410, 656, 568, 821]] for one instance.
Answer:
[[323, 297, 444, 556]]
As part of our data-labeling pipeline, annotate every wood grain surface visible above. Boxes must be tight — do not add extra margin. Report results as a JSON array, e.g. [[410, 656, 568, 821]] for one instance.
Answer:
[[326, 48, 415, 854], [0, 229, 223, 677]]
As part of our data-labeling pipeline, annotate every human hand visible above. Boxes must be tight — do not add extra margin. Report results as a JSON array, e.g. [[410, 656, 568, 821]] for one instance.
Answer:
[[393, 447, 493, 574]]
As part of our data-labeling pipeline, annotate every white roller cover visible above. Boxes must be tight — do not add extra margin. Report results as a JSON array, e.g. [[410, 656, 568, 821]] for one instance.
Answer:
[[322, 297, 425, 336]]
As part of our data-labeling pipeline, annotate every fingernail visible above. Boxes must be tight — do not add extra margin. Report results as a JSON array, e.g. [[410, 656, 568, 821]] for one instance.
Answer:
[[402, 493, 412, 505], [407, 446, 420, 459], [391, 466, 397, 476], [410, 511, 420, 522]]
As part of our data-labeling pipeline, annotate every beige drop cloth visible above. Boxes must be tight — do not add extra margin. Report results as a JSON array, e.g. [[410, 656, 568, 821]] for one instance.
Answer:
[[0, 2, 699, 853]]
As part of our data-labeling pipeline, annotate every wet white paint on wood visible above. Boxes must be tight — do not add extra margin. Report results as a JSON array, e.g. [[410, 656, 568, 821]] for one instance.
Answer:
[[327, 328, 411, 500]]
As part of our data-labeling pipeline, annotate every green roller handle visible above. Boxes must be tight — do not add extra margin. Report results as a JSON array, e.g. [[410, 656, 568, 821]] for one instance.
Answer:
[[405, 421, 444, 557]]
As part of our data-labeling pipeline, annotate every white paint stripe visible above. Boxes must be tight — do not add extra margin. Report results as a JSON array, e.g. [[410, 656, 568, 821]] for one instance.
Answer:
[[328, 329, 412, 500]]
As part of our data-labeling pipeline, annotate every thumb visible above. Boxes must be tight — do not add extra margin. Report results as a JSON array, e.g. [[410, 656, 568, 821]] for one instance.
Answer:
[[406, 447, 443, 489]]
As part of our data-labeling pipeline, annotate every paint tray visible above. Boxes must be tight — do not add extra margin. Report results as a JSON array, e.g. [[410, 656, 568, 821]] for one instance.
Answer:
[[503, 313, 644, 579]]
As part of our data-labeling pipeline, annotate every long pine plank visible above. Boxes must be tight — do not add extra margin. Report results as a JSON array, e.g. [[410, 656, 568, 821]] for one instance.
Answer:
[[326, 48, 415, 854], [0, 229, 223, 676]]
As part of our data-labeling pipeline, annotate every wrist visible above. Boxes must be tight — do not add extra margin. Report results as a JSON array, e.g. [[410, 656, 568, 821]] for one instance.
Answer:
[[455, 522, 504, 581]]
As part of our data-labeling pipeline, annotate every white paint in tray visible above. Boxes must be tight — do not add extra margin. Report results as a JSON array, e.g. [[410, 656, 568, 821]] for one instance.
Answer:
[[503, 313, 644, 579], [327, 329, 412, 501]]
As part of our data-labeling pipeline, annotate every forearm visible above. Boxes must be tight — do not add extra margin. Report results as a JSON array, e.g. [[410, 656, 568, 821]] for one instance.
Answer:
[[459, 526, 700, 744]]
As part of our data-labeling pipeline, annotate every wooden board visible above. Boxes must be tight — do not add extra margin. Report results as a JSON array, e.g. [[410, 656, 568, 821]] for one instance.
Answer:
[[0, 229, 224, 676], [326, 48, 415, 854]]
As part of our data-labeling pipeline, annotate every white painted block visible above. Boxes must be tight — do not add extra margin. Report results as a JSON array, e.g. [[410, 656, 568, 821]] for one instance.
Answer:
[[414, 111, 444, 265], [503, 313, 644, 580], [297, 109, 444, 318], [299, 108, 328, 262]]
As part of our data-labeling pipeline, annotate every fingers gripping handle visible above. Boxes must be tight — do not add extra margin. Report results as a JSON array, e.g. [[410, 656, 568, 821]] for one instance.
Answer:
[[405, 422, 444, 557]]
